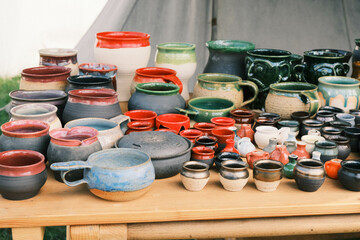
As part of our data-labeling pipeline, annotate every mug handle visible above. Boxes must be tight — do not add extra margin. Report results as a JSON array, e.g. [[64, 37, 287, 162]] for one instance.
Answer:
[[163, 75, 183, 94], [300, 92, 320, 117], [110, 114, 130, 125], [342, 63, 350, 75], [50, 161, 92, 187], [175, 107, 199, 116], [238, 80, 259, 107], [294, 64, 306, 82]]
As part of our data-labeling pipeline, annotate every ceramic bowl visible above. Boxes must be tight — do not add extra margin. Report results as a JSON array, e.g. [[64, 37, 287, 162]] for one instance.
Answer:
[[156, 114, 190, 134], [253, 159, 284, 192], [193, 122, 216, 136], [124, 110, 157, 128], [180, 129, 204, 143], [180, 161, 210, 191]]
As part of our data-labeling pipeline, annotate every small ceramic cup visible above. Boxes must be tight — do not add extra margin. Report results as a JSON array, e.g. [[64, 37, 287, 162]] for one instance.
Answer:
[[220, 160, 249, 191], [343, 127, 360, 152], [294, 158, 325, 192], [329, 120, 352, 132], [314, 140, 338, 163], [301, 119, 324, 136], [229, 109, 255, 127], [291, 111, 310, 124], [253, 159, 284, 192], [180, 161, 210, 191], [211, 117, 235, 128], [180, 129, 204, 143], [124, 110, 157, 129], [191, 146, 215, 167]]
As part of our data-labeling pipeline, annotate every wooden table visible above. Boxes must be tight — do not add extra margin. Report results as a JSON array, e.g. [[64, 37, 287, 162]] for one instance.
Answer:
[[2, 151, 360, 240]]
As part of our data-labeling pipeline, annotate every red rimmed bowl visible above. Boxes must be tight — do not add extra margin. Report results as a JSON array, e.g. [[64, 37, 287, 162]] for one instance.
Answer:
[[211, 128, 235, 152], [211, 117, 235, 127], [125, 110, 157, 128], [191, 146, 215, 167], [126, 121, 153, 134], [230, 109, 255, 124], [193, 122, 216, 136], [179, 129, 204, 143], [156, 114, 190, 134]]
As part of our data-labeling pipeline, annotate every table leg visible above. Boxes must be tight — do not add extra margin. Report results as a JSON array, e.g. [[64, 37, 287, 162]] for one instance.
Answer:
[[12, 227, 45, 240], [69, 224, 127, 240]]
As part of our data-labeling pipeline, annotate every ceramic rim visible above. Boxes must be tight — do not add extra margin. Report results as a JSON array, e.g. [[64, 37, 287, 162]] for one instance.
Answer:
[[157, 42, 195, 50]]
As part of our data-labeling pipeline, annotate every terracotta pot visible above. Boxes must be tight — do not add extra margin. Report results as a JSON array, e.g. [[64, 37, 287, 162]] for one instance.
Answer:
[[39, 48, 78, 76], [156, 114, 190, 134], [79, 63, 117, 90], [126, 121, 153, 134], [230, 109, 255, 126], [124, 110, 157, 128], [237, 124, 254, 142], [179, 129, 203, 143], [291, 141, 310, 159], [270, 145, 290, 165], [194, 135, 218, 152], [211, 128, 235, 152], [191, 146, 215, 167], [324, 159, 342, 179], [211, 117, 235, 128], [193, 122, 216, 136], [221, 139, 240, 154]]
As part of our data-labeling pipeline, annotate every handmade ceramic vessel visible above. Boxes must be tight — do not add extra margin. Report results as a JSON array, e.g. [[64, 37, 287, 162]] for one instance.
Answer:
[[124, 110, 157, 129], [253, 159, 284, 192], [221, 139, 240, 154], [263, 138, 277, 154], [191, 146, 215, 167], [338, 160, 360, 191], [237, 124, 254, 142], [311, 48, 352, 63], [51, 148, 155, 201], [294, 158, 325, 192], [350, 109, 360, 125], [65, 75, 114, 93], [284, 154, 298, 179], [314, 140, 338, 163], [254, 126, 287, 149], [211, 117, 235, 128], [215, 152, 241, 170], [79, 63, 117, 89], [211, 128, 235, 152], [291, 142, 310, 159], [156, 114, 190, 134], [254, 117, 277, 128], [194, 135, 218, 152], [180, 161, 209, 191], [326, 135, 351, 160], [94, 31, 151, 101], [126, 121, 152, 134], [39, 48, 78, 76], [336, 113, 355, 127], [179, 129, 203, 143], [237, 137, 256, 157], [229, 109, 255, 128], [291, 111, 310, 124], [259, 112, 281, 121], [220, 160, 249, 191], [246, 150, 270, 169], [193, 122, 216, 136], [270, 145, 289, 165], [343, 127, 360, 152], [301, 135, 325, 154], [324, 159, 342, 179], [300, 119, 324, 136], [277, 120, 300, 136], [321, 126, 342, 140], [155, 42, 197, 100], [319, 105, 345, 113], [316, 110, 335, 125]]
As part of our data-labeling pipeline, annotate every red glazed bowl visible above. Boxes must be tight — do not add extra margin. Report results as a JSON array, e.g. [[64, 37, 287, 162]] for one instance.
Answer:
[[230, 109, 255, 124], [193, 122, 216, 136], [1, 120, 49, 138], [211, 117, 235, 127], [156, 114, 190, 134], [179, 129, 204, 143], [125, 110, 157, 128], [211, 128, 235, 151], [126, 121, 153, 134]]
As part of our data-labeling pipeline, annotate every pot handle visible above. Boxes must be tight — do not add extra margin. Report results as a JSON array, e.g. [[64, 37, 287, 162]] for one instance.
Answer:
[[238, 80, 259, 107], [110, 114, 130, 125], [294, 64, 306, 82], [50, 161, 92, 187], [342, 63, 350, 75], [163, 75, 183, 94], [175, 107, 199, 116], [299, 92, 320, 117]]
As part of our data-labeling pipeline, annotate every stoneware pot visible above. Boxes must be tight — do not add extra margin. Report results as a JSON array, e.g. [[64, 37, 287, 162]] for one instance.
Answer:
[[20, 66, 71, 91], [39, 48, 78, 76], [180, 161, 210, 192], [343, 127, 360, 152], [193, 73, 258, 108], [325, 135, 351, 160], [0, 150, 47, 200], [291, 111, 310, 124], [220, 160, 249, 191], [62, 88, 122, 124], [0, 120, 50, 155], [193, 122, 216, 136], [254, 117, 277, 128], [277, 120, 300, 136], [156, 114, 190, 134], [78, 63, 117, 90], [294, 158, 325, 192], [65, 75, 114, 93], [94, 31, 151, 101], [350, 109, 360, 125], [324, 159, 342, 180], [314, 140, 338, 163], [300, 134, 325, 154], [155, 42, 197, 101], [253, 159, 284, 192], [321, 126, 342, 140], [329, 120, 351, 132], [128, 82, 185, 115], [47, 127, 102, 182], [229, 109, 255, 128], [265, 82, 320, 119], [316, 110, 335, 125], [301, 119, 324, 136], [124, 110, 157, 129], [237, 137, 256, 157], [284, 154, 298, 179], [270, 145, 289, 165], [319, 105, 345, 114], [246, 150, 270, 169], [51, 148, 155, 201], [194, 135, 218, 152], [211, 128, 235, 152], [336, 113, 355, 127], [215, 152, 242, 170], [191, 146, 215, 167], [126, 121, 152, 134], [338, 160, 360, 191], [318, 76, 360, 113]]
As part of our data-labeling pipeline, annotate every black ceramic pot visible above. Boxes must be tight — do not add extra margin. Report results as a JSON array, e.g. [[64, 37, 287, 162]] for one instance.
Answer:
[[291, 111, 310, 124], [65, 75, 114, 93], [259, 112, 281, 122], [344, 128, 360, 152], [324, 135, 351, 160], [329, 120, 352, 132], [319, 106, 345, 114], [338, 160, 360, 191], [294, 159, 325, 192], [314, 140, 338, 163], [316, 110, 335, 125], [350, 109, 360, 125], [301, 119, 324, 136]]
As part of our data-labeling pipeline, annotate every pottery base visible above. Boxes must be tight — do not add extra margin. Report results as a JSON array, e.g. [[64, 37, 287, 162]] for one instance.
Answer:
[[1, 190, 40, 201], [180, 175, 209, 191], [220, 176, 248, 191], [90, 185, 152, 202], [254, 179, 280, 192]]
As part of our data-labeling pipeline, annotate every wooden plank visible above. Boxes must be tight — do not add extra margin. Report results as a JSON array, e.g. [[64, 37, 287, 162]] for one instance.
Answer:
[[99, 224, 127, 240], [70, 225, 99, 240], [11, 227, 45, 240]]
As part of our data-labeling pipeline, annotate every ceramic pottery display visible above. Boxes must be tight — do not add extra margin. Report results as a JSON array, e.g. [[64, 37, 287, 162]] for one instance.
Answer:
[[295, 50, 350, 85], [291, 142, 310, 160], [39, 48, 78, 76], [254, 126, 287, 149], [237, 124, 254, 142], [352, 39, 360, 79], [343, 127, 360, 152], [237, 137, 256, 157], [291, 111, 310, 124], [294, 158, 325, 192], [129, 82, 185, 115], [62, 88, 122, 124], [336, 113, 355, 127], [215, 152, 241, 170], [156, 114, 190, 134], [9, 90, 67, 119], [177, 97, 235, 123], [254, 117, 277, 128], [246, 150, 270, 169], [277, 120, 300, 136], [300, 119, 324, 136], [329, 120, 351, 131], [324, 159, 342, 179], [211, 117, 235, 129], [284, 154, 298, 179], [265, 82, 320, 119], [193, 73, 258, 108], [263, 138, 277, 154], [314, 140, 338, 163], [321, 126, 342, 140], [194, 135, 218, 152], [0, 120, 50, 155], [221, 139, 240, 154], [211, 128, 235, 152], [179, 129, 203, 143], [300, 134, 325, 154], [193, 122, 216, 136], [220, 160, 249, 191], [124, 110, 157, 129], [230, 109, 255, 128], [338, 160, 360, 191], [94, 31, 151, 101], [64, 116, 129, 149], [316, 110, 335, 125], [51, 148, 155, 201], [270, 145, 289, 165], [116, 131, 192, 179], [10, 103, 61, 131], [319, 105, 345, 113], [191, 146, 215, 167], [253, 159, 284, 192], [325, 135, 350, 160], [79, 63, 117, 90], [47, 127, 102, 182], [350, 109, 360, 125], [65, 75, 114, 93], [0, 150, 47, 200], [246, 49, 292, 110], [126, 121, 152, 134], [155, 42, 197, 100], [180, 161, 210, 192], [20, 66, 71, 91]]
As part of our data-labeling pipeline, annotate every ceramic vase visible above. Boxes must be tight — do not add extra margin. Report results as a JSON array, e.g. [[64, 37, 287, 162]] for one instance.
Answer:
[[291, 142, 310, 160], [270, 145, 290, 165], [246, 150, 270, 169], [237, 124, 254, 142], [236, 137, 256, 157], [180, 161, 210, 192], [324, 159, 342, 180], [220, 160, 249, 191], [284, 154, 298, 179], [39, 48, 78, 76]]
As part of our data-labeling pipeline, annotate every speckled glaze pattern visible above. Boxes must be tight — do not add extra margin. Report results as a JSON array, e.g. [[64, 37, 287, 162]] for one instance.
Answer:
[[294, 159, 325, 192], [253, 160, 283, 192]]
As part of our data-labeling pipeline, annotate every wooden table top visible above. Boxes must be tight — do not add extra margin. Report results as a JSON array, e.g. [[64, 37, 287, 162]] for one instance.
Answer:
[[1, 152, 360, 228]]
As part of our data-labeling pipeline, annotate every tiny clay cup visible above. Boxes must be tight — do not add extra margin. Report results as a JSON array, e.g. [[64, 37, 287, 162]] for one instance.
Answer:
[[193, 122, 217, 136], [179, 129, 204, 143], [124, 110, 157, 129], [294, 158, 325, 192], [211, 117, 235, 128], [253, 159, 284, 192], [126, 121, 153, 134]]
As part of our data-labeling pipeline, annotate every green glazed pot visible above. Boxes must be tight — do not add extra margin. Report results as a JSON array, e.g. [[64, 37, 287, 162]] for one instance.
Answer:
[[265, 82, 320, 119], [192, 73, 258, 108], [176, 97, 235, 123], [318, 76, 360, 113]]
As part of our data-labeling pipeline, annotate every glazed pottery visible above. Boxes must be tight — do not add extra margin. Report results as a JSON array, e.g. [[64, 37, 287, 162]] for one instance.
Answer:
[[284, 154, 298, 179], [336, 113, 355, 127], [39, 48, 78, 76], [62, 88, 122, 124], [254, 126, 286, 149], [263, 138, 277, 154], [128, 82, 185, 115], [0, 150, 47, 200], [9, 90, 67, 119], [131, 67, 183, 95], [179, 129, 203, 143], [180, 161, 209, 192], [312, 151, 322, 161], [10, 103, 61, 131], [211, 128, 235, 152], [64, 116, 129, 149], [343, 127, 360, 152], [116, 131, 192, 179], [236, 137, 256, 157], [220, 160, 249, 191], [246, 49, 292, 110], [259, 112, 281, 121], [284, 138, 297, 154], [237, 124, 254, 142], [211, 117, 235, 129], [156, 114, 190, 134], [155, 42, 197, 100], [291, 111, 310, 124], [124, 110, 157, 129], [177, 97, 235, 123], [191, 146, 215, 167], [316, 110, 335, 125], [203, 40, 255, 79], [79, 63, 117, 89], [193, 73, 258, 108], [270, 145, 289, 165], [254, 117, 277, 128], [193, 122, 216, 136], [221, 139, 240, 154], [295, 50, 350, 85], [324, 159, 342, 179], [246, 150, 270, 169], [47, 127, 102, 182], [215, 152, 241, 170], [350, 109, 360, 125], [338, 160, 360, 191], [51, 148, 155, 201], [290, 54, 303, 81], [0, 120, 50, 155], [314, 140, 338, 163], [291, 142, 310, 160], [94, 31, 151, 101], [20, 66, 71, 91], [311, 49, 352, 63], [300, 119, 324, 136], [325, 135, 350, 160], [318, 76, 360, 113], [65, 75, 114, 93], [253, 159, 284, 192], [229, 109, 255, 128], [321, 126, 342, 140], [126, 121, 152, 134], [277, 120, 300, 136], [352, 39, 360, 79], [319, 105, 345, 113], [294, 158, 325, 192], [194, 135, 218, 152], [300, 135, 325, 154], [265, 82, 320, 119]]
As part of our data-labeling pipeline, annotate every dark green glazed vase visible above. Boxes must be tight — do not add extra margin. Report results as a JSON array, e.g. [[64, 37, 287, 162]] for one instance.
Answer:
[[284, 154, 298, 179], [295, 50, 350, 85]]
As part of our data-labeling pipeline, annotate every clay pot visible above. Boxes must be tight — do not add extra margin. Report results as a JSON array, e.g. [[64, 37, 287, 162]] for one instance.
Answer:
[[221, 139, 240, 154], [193, 122, 216, 136], [291, 111, 310, 124], [230, 109, 255, 125], [39, 48, 78, 76], [194, 135, 218, 152], [294, 159, 325, 192], [236, 137, 256, 157], [215, 152, 241, 170], [314, 140, 339, 163], [321, 126, 342, 140], [191, 146, 215, 167], [211, 117, 235, 128], [65, 75, 114, 93], [180, 161, 209, 192], [180, 129, 203, 143], [126, 121, 153, 134], [338, 160, 360, 191], [78, 63, 117, 90], [246, 150, 270, 169], [291, 142, 310, 160], [254, 117, 277, 128], [124, 110, 157, 129], [220, 160, 249, 191], [211, 128, 235, 152], [301, 135, 325, 154], [301, 119, 324, 136], [237, 124, 254, 142], [254, 126, 287, 149], [270, 145, 290, 165], [284, 154, 298, 179], [316, 110, 335, 124], [156, 114, 190, 134], [325, 135, 351, 160], [253, 159, 284, 192], [343, 127, 360, 152], [336, 113, 355, 127], [324, 159, 342, 179]]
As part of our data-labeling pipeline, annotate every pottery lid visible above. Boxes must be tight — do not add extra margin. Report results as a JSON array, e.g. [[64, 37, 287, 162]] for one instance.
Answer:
[[116, 131, 191, 159]]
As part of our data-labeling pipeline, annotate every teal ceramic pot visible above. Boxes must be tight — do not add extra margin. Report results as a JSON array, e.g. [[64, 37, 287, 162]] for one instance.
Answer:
[[265, 82, 320, 119], [314, 140, 338, 163], [318, 76, 360, 113], [295, 50, 350, 85], [284, 154, 298, 179], [176, 97, 235, 123]]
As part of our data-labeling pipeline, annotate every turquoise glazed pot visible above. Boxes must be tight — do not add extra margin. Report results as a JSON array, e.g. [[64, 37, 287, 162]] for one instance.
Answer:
[[176, 97, 235, 123], [318, 76, 360, 113]]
